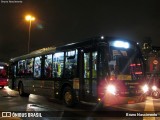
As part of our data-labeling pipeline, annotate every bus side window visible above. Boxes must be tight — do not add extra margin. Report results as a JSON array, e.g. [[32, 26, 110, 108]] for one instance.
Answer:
[[64, 50, 77, 78], [92, 52, 97, 78], [18, 60, 25, 76], [52, 52, 64, 78], [25, 58, 34, 76], [44, 54, 52, 78], [84, 53, 90, 78], [34, 56, 42, 78]]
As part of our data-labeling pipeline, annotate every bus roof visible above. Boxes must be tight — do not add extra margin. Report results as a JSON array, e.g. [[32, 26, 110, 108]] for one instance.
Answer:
[[10, 47, 56, 62], [10, 36, 137, 62], [0, 62, 8, 66]]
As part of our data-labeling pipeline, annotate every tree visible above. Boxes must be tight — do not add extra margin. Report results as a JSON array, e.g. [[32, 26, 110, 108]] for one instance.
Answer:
[[141, 37, 152, 60]]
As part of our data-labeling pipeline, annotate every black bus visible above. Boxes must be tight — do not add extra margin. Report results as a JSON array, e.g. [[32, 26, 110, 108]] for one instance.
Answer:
[[9, 36, 148, 107]]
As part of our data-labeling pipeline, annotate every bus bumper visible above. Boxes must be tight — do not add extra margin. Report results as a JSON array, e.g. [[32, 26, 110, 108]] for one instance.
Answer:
[[0, 81, 8, 86]]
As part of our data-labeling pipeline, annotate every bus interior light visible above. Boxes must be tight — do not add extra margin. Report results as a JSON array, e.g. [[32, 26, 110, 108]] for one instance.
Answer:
[[113, 41, 129, 48]]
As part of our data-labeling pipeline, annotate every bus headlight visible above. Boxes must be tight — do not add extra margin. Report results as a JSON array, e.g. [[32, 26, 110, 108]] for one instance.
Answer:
[[152, 86, 157, 91], [142, 84, 149, 93], [106, 85, 116, 95]]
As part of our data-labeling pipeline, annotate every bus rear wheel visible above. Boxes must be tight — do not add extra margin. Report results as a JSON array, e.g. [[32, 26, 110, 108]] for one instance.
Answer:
[[1, 86, 4, 89], [63, 87, 75, 107]]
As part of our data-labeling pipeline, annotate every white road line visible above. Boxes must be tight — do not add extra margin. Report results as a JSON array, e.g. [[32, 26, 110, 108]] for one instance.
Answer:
[[143, 97, 155, 120], [111, 105, 140, 112]]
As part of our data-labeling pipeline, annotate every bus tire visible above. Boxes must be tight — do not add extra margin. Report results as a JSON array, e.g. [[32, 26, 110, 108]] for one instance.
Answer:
[[63, 87, 75, 107], [1, 86, 4, 89]]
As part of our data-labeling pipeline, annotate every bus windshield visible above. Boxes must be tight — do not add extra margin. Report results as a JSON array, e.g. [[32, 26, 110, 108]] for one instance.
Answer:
[[0, 65, 7, 78], [102, 40, 143, 80]]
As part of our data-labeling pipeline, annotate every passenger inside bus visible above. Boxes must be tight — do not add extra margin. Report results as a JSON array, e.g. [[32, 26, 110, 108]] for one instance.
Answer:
[[63, 63, 77, 78], [34, 64, 41, 78], [53, 63, 58, 78], [52, 63, 63, 78], [46, 63, 52, 78], [110, 67, 115, 76], [109, 64, 119, 80], [18, 65, 24, 75]]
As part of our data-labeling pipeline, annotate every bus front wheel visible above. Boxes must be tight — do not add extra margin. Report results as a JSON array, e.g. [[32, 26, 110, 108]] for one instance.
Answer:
[[63, 87, 75, 107]]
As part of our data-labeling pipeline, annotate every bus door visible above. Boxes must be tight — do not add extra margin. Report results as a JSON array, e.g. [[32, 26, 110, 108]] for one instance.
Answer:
[[80, 49, 97, 101], [9, 64, 16, 89]]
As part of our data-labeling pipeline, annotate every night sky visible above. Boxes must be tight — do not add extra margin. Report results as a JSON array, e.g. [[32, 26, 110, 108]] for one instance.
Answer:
[[0, 0, 160, 62]]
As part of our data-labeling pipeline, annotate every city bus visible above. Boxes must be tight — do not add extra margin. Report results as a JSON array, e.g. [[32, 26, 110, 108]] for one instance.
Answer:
[[9, 36, 148, 107], [0, 62, 8, 89]]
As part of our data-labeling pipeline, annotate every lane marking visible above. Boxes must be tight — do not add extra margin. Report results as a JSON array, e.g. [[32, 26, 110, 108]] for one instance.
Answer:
[[111, 105, 140, 112], [143, 97, 155, 120]]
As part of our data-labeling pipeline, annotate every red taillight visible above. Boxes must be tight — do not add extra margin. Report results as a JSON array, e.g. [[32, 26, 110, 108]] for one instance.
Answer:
[[130, 64, 136, 66], [135, 72, 142, 74], [130, 63, 141, 66]]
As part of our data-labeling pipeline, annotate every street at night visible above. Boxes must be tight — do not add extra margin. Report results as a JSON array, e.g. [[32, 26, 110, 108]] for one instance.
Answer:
[[1, 1, 160, 120], [0, 87, 160, 120]]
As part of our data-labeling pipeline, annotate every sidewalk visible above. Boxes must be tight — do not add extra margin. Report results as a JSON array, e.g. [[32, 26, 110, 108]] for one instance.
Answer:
[[3, 87, 19, 97]]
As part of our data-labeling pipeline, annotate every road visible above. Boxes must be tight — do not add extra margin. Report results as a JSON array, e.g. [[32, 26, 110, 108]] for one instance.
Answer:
[[0, 87, 160, 120]]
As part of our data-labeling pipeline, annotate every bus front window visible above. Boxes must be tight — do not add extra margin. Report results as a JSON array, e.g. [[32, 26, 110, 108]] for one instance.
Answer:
[[108, 41, 143, 81], [0, 66, 7, 78]]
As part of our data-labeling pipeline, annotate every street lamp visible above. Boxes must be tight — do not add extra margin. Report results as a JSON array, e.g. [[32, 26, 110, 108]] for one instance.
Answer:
[[25, 15, 35, 53]]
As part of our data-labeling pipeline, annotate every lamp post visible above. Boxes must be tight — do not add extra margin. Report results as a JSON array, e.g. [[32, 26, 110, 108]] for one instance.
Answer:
[[25, 15, 35, 53]]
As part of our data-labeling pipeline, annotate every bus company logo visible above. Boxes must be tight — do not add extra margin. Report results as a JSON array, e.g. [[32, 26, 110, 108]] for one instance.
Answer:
[[1, 0, 23, 4], [2, 112, 11, 117], [2, 112, 42, 117]]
